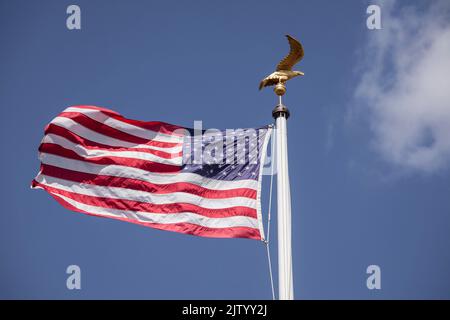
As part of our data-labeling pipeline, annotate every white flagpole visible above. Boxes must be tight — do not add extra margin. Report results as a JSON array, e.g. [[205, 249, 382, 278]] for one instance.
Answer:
[[273, 88, 294, 300]]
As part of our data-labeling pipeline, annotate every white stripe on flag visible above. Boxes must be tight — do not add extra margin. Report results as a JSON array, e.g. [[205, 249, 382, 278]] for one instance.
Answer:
[[64, 107, 184, 144], [39, 153, 259, 191], [35, 174, 257, 209], [48, 192, 260, 229], [42, 134, 183, 166], [51, 116, 183, 153]]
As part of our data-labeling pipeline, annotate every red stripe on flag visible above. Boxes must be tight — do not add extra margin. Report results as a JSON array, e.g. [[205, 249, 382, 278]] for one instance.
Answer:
[[67, 105, 122, 116], [45, 124, 182, 158], [40, 164, 257, 200], [32, 180, 258, 219], [58, 112, 181, 146], [39, 143, 181, 173], [40, 184, 260, 240], [71, 105, 187, 136]]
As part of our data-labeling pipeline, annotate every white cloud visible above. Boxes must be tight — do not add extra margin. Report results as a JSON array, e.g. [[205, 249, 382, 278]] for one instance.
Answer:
[[354, 0, 450, 173]]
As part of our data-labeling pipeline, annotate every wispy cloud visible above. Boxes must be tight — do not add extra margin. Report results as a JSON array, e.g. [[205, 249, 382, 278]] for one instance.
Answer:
[[353, 0, 450, 173]]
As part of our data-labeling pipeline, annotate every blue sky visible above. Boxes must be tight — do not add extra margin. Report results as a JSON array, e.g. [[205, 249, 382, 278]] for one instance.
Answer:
[[1, 0, 450, 299]]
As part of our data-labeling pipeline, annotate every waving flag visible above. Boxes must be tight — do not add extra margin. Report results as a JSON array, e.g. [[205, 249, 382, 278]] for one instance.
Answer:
[[31, 106, 271, 240]]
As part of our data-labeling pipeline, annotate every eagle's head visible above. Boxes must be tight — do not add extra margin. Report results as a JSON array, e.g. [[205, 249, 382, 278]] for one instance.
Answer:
[[294, 71, 305, 77]]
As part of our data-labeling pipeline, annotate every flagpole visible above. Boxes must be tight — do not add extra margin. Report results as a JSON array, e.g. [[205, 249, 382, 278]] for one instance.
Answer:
[[272, 82, 294, 300]]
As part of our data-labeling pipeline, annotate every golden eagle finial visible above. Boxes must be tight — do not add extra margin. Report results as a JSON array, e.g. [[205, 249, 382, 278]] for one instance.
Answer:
[[259, 35, 305, 93]]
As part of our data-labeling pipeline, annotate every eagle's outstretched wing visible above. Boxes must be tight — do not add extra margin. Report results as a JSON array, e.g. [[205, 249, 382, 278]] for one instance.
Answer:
[[276, 35, 304, 71]]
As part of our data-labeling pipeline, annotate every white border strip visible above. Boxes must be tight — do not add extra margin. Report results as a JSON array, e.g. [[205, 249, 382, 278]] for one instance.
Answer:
[[256, 125, 273, 241]]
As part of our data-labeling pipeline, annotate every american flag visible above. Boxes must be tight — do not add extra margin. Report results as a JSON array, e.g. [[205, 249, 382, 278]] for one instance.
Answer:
[[31, 106, 272, 240]]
